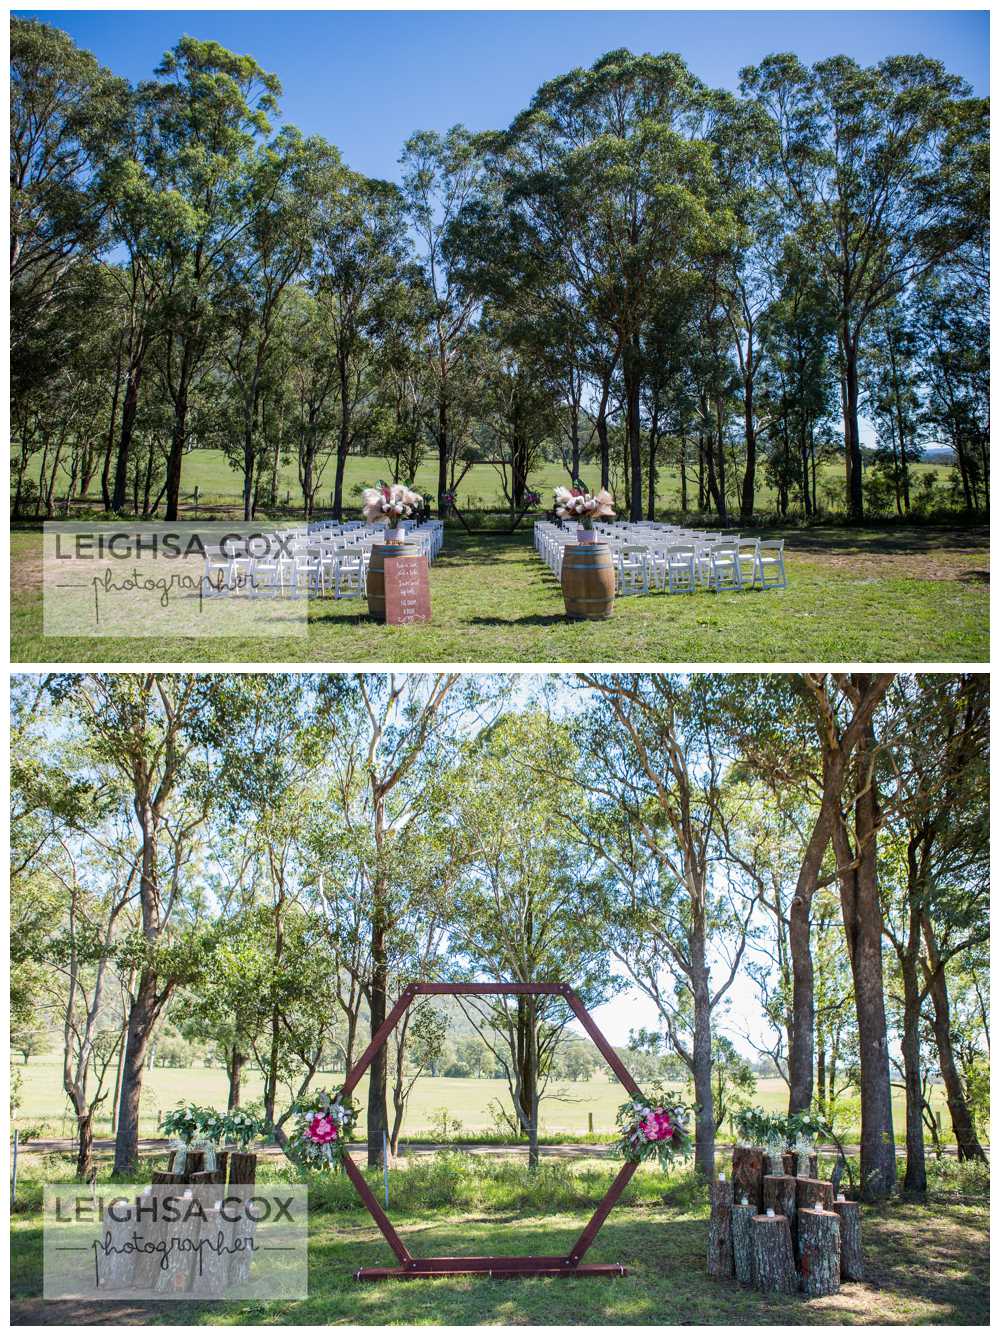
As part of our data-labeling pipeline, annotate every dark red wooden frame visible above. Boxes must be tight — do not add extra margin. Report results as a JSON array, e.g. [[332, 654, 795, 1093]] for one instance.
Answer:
[[342, 982, 642, 1280]]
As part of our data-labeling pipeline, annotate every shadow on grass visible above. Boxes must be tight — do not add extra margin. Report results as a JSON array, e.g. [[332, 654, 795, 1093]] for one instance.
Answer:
[[778, 525, 989, 556], [468, 614, 567, 627]]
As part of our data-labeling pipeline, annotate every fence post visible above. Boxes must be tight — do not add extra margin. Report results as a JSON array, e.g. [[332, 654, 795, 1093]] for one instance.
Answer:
[[588, 1111, 594, 1135]]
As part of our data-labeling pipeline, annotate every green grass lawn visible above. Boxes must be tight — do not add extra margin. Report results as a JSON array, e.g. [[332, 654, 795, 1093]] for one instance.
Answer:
[[20, 448, 948, 515], [9, 1153, 989, 1325], [9, 522, 989, 663], [14, 1060, 958, 1149]]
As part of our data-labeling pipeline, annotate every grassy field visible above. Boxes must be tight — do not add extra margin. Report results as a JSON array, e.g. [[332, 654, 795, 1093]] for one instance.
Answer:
[[14, 1059, 959, 1148], [9, 1152, 990, 1325], [9, 521, 989, 663], [19, 449, 950, 516]]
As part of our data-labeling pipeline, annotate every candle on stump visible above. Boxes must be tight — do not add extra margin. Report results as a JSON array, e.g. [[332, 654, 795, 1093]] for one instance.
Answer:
[[766, 1207, 775, 1217]]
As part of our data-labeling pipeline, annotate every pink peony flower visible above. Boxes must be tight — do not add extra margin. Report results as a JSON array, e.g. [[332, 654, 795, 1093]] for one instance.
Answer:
[[307, 1113, 338, 1145], [640, 1109, 674, 1142]]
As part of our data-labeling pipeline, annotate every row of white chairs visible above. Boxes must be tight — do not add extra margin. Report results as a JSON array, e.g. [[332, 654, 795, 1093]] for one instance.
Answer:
[[534, 522, 787, 595], [202, 521, 443, 599]]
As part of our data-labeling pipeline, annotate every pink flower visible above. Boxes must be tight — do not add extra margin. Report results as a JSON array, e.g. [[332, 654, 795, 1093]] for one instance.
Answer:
[[640, 1109, 674, 1142], [307, 1113, 338, 1145]]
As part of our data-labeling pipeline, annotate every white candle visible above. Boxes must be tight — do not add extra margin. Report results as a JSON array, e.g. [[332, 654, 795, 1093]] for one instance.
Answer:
[[718, 1172, 725, 1182], [741, 1195, 749, 1206], [766, 1207, 775, 1217], [837, 1192, 846, 1202]]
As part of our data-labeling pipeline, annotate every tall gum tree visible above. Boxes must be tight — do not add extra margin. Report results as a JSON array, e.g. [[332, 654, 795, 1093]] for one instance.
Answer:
[[740, 52, 987, 520], [132, 37, 286, 520], [492, 50, 728, 520]]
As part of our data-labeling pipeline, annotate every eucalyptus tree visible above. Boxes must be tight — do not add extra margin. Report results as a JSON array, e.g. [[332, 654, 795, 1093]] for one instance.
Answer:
[[916, 275, 989, 514], [130, 37, 288, 520], [741, 53, 987, 519], [218, 130, 328, 520], [879, 679, 988, 1188], [311, 166, 414, 516], [400, 126, 484, 511], [570, 674, 759, 1177], [41, 674, 240, 1174], [489, 50, 726, 520], [311, 674, 474, 1167], [10, 17, 127, 359], [448, 710, 615, 1167], [707, 90, 784, 520]]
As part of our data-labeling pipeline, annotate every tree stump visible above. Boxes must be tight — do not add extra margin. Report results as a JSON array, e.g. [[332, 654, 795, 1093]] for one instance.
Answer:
[[763, 1174, 797, 1249], [707, 1178, 734, 1278], [781, 1152, 797, 1176], [832, 1199, 863, 1280], [190, 1151, 228, 1187], [798, 1207, 841, 1297], [731, 1201, 755, 1283], [228, 1151, 258, 1185], [188, 1200, 234, 1298], [732, 1146, 766, 1212], [795, 1176, 833, 1216], [750, 1213, 797, 1294]]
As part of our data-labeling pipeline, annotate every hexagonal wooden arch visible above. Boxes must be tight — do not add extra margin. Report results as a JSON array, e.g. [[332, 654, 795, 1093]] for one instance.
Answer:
[[342, 982, 643, 1280]]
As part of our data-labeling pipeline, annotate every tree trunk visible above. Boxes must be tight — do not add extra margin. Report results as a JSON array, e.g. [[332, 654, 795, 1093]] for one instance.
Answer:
[[366, 900, 388, 1169], [835, 712, 896, 1202], [843, 331, 863, 522], [751, 1213, 797, 1294], [899, 978, 926, 1193], [112, 968, 159, 1175], [228, 1048, 244, 1111], [112, 357, 145, 514], [707, 1178, 734, 1278], [832, 1199, 863, 1280], [798, 1207, 841, 1296], [731, 1201, 755, 1283], [691, 952, 715, 1178], [922, 926, 987, 1162]]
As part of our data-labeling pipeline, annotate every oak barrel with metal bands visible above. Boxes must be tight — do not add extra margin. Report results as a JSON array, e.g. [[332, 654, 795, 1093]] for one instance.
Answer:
[[561, 542, 615, 620], [367, 540, 426, 622]]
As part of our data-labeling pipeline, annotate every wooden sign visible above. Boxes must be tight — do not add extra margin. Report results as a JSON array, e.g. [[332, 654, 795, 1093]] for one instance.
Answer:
[[383, 554, 431, 625]]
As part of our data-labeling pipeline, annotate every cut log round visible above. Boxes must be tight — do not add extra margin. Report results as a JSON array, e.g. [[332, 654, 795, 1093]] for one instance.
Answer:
[[798, 1207, 841, 1297], [763, 1174, 797, 1249], [732, 1146, 766, 1212], [832, 1199, 863, 1280], [795, 1175, 834, 1216], [707, 1178, 734, 1278], [782, 1151, 797, 1176], [731, 1201, 755, 1284], [750, 1213, 797, 1294]]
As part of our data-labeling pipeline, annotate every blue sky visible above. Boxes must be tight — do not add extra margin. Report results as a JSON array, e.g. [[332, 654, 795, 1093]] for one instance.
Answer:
[[18, 8, 989, 184]]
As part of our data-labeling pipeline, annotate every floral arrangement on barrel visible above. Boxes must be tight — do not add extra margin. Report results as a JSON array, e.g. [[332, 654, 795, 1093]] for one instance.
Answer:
[[553, 480, 615, 541], [289, 1088, 358, 1171], [440, 490, 457, 513], [362, 481, 423, 540], [614, 1088, 693, 1168], [522, 489, 541, 508]]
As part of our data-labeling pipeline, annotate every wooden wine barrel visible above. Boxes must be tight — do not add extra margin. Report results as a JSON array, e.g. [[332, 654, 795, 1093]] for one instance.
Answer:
[[367, 541, 426, 623], [561, 543, 615, 620]]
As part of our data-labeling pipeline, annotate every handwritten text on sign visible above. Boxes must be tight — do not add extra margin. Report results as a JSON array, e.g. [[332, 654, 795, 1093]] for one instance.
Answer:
[[383, 554, 431, 625]]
